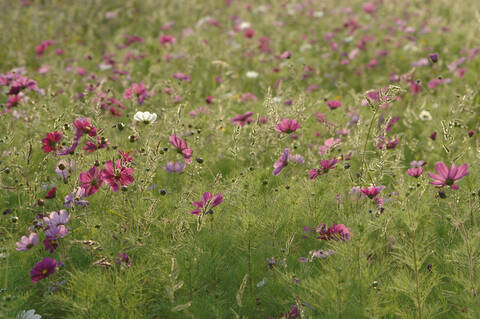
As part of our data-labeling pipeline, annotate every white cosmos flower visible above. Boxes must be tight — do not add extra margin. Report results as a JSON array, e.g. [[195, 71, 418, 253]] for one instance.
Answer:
[[246, 71, 259, 79], [134, 111, 157, 124], [238, 22, 251, 30], [419, 110, 432, 121], [17, 309, 42, 319]]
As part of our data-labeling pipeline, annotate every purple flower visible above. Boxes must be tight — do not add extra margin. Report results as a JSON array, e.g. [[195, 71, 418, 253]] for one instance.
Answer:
[[163, 161, 186, 173], [30, 257, 57, 283], [64, 187, 89, 208], [273, 149, 304, 176], [428, 162, 469, 190], [231, 112, 254, 126], [55, 160, 76, 179], [190, 192, 223, 215], [16, 233, 39, 251]]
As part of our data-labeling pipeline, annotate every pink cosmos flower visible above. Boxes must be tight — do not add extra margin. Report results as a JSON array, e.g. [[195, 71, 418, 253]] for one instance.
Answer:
[[172, 72, 191, 82], [123, 82, 151, 105], [360, 185, 385, 199], [315, 223, 351, 241], [408, 167, 423, 178], [327, 100, 342, 110], [231, 112, 254, 126], [35, 40, 55, 58], [170, 134, 193, 163], [190, 192, 223, 215], [73, 117, 97, 137], [55, 160, 75, 179], [159, 35, 176, 46], [79, 166, 104, 196], [30, 257, 57, 283], [318, 138, 341, 155], [275, 118, 300, 134], [16, 233, 39, 251], [41, 131, 62, 154], [101, 160, 135, 191], [308, 158, 339, 180], [428, 162, 469, 190]]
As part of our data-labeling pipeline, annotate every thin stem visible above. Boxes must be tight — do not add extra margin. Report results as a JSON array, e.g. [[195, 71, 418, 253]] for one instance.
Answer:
[[361, 109, 378, 180], [412, 231, 423, 319]]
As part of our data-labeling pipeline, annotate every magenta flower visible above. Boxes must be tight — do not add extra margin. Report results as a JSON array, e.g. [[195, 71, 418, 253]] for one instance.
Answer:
[[231, 112, 254, 126], [30, 257, 57, 283], [101, 159, 134, 191], [79, 166, 104, 196], [360, 185, 385, 199], [428, 162, 469, 190], [408, 167, 423, 178], [309, 158, 339, 180], [275, 118, 300, 134], [16, 233, 39, 251], [163, 161, 186, 173], [73, 117, 97, 137], [190, 192, 223, 215], [315, 223, 350, 241], [172, 72, 191, 82], [123, 82, 151, 105], [41, 131, 62, 154], [170, 134, 193, 163], [327, 100, 342, 110]]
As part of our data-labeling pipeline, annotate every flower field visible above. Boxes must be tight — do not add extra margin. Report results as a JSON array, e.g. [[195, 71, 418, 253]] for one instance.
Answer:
[[2, 0, 480, 318]]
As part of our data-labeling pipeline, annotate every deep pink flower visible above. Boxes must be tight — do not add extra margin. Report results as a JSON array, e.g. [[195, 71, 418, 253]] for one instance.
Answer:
[[30, 257, 57, 283], [231, 112, 254, 126], [170, 134, 193, 163], [428, 162, 469, 190], [315, 223, 351, 241], [327, 100, 342, 110], [190, 192, 223, 215], [6, 94, 21, 108], [159, 35, 176, 46], [41, 131, 62, 154], [101, 160, 134, 191], [35, 40, 55, 58], [309, 158, 339, 180], [123, 82, 151, 105], [275, 118, 300, 134], [45, 186, 57, 199], [79, 166, 104, 196], [16, 233, 39, 251], [279, 51, 291, 59], [360, 185, 385, 199], [73, 117, 97, 137], [172, 72, 191, 82]]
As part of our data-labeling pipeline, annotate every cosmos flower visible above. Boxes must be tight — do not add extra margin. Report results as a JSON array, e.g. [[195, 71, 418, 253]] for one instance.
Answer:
[[360, 185, 385, 199], [170, 134, 193, 163], [30, 257, 57, 283], [64, 187, 89, 208], [275, 118, 300, 134], [163, 161, 186, 173], [408, 167, 423, 178], [79, 166, 104, 196], [273, 149, 304, 176], [16, 233, 39, 251], [190, 192, 223, 215], [245, 71, 259, 78], [327, 100, 342, 110], [133, 111, 157, 124], [101, 160, 135, 191], [55, 160, 76, 179], [428, 162, 469, 190], [123, 82, 151, 105], [309, 158, 339, 179], [314, 223, 351, 241], [231, 112, 254, 126], [41, 131, 62, 154]]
